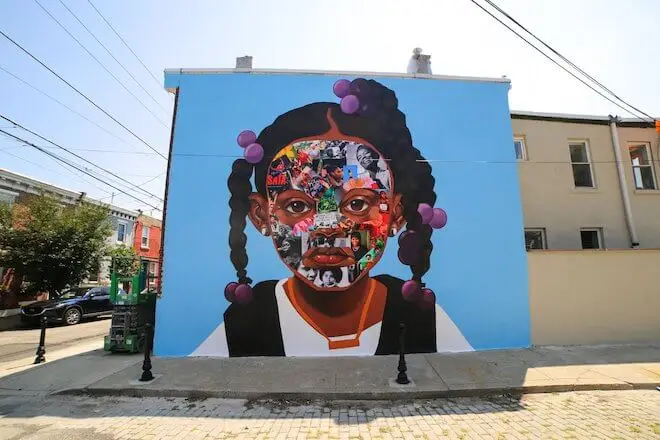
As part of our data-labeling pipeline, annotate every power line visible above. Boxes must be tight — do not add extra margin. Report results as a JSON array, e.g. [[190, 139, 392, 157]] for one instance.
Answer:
[[167, 153, 660, 165], [0, 128, 162, 211], [479, 0, 656, 123], [136, 172, 166, 186], [0, 135, 113, 196], [467, 0, 655, 123], [0, 64, 138, 150], [32, 0, 169, 128], [86, 0, 162, 89], [0, 28, 168, 160], [37, 145, 158, 155], [56, 0, 169, 115], [0, 115, 164, 203]]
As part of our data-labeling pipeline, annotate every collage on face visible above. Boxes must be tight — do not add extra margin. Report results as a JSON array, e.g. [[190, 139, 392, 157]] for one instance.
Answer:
[[265, 139, 393, 289]]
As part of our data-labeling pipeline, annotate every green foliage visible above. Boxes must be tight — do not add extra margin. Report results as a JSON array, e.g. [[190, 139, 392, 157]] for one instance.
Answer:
[[109, 244, 139, 277], [0, 195, 111, 295]]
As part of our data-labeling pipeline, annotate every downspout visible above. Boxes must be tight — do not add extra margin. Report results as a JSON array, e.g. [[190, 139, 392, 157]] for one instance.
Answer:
[[608, 115, 639, 248]]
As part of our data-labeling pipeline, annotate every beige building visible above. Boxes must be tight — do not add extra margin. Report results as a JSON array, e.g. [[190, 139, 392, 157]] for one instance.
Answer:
[[511, 111, 660, 250]]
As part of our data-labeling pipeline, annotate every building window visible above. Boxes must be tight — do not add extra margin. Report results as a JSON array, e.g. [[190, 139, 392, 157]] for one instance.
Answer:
[[629, 143, 656, 190], [569, 141, 594, 187], [524, 228, 546, 250], [141, 225, 149, 248], [514, 136, 527, 160], [580, 228, 603, 249], [117, 223, 126, 243]]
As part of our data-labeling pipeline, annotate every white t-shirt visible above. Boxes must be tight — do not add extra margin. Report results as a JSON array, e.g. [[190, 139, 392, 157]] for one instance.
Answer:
[[192, 279, 473, 357]]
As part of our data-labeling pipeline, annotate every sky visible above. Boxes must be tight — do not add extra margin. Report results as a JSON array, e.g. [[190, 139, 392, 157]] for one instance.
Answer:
[[1, 0, 658, 217]]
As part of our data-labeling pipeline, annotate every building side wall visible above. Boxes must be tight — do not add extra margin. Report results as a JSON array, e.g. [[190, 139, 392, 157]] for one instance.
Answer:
[[528, 249, 660, 345], [513, 118, 630, 249]]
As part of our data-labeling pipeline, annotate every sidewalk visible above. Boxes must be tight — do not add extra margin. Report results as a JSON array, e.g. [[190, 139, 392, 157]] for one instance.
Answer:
[[1, 344, 655, 400]]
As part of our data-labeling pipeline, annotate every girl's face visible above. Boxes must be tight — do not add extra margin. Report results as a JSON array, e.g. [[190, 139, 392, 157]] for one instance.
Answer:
[[256, 139, 403, 292], [321, 271, 336, 286]]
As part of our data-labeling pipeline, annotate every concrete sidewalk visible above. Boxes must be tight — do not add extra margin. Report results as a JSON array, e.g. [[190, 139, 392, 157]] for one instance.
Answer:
[[43, 344, 660, 400]]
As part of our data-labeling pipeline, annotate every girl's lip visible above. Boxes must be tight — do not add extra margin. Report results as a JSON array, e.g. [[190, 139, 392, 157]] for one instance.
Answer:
[[302, 247, 356, 267]]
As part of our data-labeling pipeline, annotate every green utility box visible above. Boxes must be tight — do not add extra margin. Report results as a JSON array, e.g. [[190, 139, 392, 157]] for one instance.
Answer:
[[104, 259, 158, 353]]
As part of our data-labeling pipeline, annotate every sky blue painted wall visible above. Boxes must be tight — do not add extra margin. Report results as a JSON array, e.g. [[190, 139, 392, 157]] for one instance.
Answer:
[[155, 72, 529, 356]]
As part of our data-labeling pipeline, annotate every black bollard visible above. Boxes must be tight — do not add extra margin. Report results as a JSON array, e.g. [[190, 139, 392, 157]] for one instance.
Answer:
[[139, 322, 154, 382], [34, 316, 47, 364], [396, 322, 410, 385]]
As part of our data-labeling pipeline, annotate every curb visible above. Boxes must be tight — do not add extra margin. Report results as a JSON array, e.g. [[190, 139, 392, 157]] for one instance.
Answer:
[[55, 382, 658, 401]]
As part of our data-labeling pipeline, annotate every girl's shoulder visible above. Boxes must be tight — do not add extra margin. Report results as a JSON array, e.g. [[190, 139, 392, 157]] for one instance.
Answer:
[[223, 280, 284, 357]]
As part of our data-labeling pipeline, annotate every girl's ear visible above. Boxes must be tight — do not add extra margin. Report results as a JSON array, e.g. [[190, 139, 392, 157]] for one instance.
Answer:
[[391, 193, 406, 232], [248, 193, 270, 235]]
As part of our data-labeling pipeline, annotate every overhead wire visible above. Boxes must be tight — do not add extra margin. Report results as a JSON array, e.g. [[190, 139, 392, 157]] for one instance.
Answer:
[[0, 64, 139, 151], [467, 0, 655, 123], [0, 134, 113, 196], [0, 28, 168, 160], [32, 0, 169, 128], [480, 0, 656, 123], [0, 115, 164, 203], [56, 0, 169, 115], [0, 128, 162, 211], [86, 0, 162, 89]]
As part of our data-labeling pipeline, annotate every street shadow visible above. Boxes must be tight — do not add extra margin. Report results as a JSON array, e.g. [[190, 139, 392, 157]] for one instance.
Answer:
[[0, 344, 657, 423]]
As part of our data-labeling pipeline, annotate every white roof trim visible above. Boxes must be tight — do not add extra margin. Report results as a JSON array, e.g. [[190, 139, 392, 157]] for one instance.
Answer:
[[511, 110, 656, 123], [0, 168, 138, 218], [163, 67, 511, 85]]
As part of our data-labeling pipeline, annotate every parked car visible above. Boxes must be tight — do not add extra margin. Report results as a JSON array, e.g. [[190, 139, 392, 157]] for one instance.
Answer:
[[20, 286, 117, 326]]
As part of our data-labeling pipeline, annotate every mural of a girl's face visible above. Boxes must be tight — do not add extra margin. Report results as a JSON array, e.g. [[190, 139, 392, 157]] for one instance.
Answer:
[[250, 138, 404, 292]]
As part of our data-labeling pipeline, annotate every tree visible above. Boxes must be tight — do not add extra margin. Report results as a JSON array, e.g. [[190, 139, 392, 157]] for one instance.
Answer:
[[109, 244, 139, 277], [0, 195, 111, 307]]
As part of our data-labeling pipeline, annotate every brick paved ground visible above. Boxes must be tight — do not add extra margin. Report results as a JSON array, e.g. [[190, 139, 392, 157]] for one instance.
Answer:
[[0, 390, 658, 439]]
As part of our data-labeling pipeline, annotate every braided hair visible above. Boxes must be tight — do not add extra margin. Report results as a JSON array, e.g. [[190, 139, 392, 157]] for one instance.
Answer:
[[227, 79, 436, 288]]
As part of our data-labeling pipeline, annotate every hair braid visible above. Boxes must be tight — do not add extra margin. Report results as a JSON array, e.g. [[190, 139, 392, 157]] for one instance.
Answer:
[[361, 80, 437, 284], [228, 159, 254, 284]]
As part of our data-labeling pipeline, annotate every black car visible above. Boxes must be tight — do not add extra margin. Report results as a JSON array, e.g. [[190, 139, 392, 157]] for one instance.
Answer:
[[20, 286, 116, 326]]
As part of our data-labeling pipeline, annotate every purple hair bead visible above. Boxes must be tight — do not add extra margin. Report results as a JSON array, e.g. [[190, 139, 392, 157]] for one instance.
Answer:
[[429, 208, 448, 229], [333, 79, 351, 98], [401, 280, 422, 302], [244, 143, 264, 164], [234, 284, 253, 305], [340, 95, 360, 114], [237, 130, 256, 148], [417, 203, 434, 224], [419, 288, 435, 310], [224, 282, 238, 302]]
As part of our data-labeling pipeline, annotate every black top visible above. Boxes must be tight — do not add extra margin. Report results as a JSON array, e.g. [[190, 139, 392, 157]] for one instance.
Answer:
[[224, 275, 436, 357]]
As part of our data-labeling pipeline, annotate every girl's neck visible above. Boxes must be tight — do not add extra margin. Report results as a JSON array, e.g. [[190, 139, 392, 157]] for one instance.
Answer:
[[288, 274, 371, 317]]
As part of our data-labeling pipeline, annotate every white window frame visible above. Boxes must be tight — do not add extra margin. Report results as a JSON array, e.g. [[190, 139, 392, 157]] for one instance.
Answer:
[[628, 143, 656, 190], [514, 136, 527, 161], [524, 228, 547, 250], [141, 225, 150, 249], [580, 227, 603, 249], [569, 140, 595, 188], [116, 222, 127, 243]]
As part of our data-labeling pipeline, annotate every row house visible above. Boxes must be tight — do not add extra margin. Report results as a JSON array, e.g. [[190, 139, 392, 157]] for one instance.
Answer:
[[511, 112, 660, 250], [0, 168, 139, 285], [134, 212, 162, 288]]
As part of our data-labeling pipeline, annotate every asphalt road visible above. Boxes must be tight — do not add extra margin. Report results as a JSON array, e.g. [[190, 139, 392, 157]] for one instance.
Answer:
[[0, 318, 110, 363]]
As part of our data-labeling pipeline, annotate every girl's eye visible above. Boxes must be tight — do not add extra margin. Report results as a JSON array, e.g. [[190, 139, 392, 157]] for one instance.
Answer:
[[285, 200, 311, 214], [345, 198, 369, 213]]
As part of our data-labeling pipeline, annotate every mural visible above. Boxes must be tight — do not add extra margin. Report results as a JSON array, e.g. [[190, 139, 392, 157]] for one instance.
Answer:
[[192, 79, 469, 357], [156, 71, 531, 358]]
